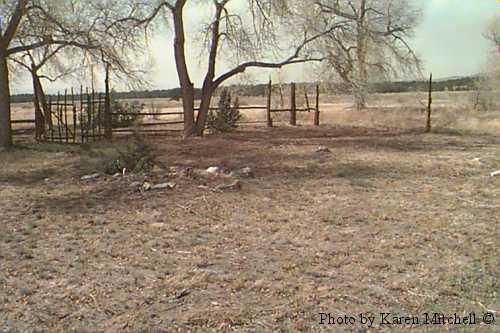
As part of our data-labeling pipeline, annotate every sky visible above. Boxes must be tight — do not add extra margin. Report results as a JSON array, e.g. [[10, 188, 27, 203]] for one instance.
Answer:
[[10, 0, 500, 94]]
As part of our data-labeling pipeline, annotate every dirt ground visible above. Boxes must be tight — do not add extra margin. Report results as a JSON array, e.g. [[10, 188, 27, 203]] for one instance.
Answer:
[[1, 120, 499, 332]]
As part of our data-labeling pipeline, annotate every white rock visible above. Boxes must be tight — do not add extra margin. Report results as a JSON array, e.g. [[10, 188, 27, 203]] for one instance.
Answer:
[[152, 182, 177, 190], [316, 146, 331, 153], [80, 173, 100, 181], [491, 170, 500, 177], [205, 166, 220, 175], [151, 222, 168, 228]]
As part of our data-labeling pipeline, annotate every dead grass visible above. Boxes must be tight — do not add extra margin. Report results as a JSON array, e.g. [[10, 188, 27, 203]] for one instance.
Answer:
[[1, 123, 499, 332]]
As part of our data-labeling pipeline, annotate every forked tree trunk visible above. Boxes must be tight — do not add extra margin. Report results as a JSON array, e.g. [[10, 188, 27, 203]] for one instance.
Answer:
[[195, 92, 214, 136], [0, 51, 13, 149], [34, 71, 51, 128], [31, 69, 45, 140], [172, 1, 197, 138], [193, 3, 224, 137]]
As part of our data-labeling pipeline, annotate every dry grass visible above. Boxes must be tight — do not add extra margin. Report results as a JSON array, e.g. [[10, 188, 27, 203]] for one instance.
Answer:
[[1, 122, 499, 332], [11, 90, 500, 136]]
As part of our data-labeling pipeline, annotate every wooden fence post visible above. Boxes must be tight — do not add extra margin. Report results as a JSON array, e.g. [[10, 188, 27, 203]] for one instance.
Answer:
[[426, 73, 432, 133], [266, 79, 273, 127], [314, 84, 320, 126], [104, 63, 112, 140], [290, 82, 296, 126]]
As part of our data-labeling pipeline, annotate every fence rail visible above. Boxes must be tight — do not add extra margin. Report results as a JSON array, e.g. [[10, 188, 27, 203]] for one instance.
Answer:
[[11, 80, 321, 143]]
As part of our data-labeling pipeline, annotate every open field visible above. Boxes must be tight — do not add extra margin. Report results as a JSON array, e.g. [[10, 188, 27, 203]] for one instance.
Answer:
[[11, 90, 500, 136], [1, 119, 499, 331]]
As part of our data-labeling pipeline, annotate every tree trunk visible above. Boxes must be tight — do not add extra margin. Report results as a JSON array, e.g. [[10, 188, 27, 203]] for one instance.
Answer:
[[195, 92, 213, 136], [353, 83, 366, 110], [34, 72, 51, 128], [354, 2, 368, 110], [172, 1, 196, 138], [0, 51, 13, 149], [31, 67, 45, 140], [354, 38, 367, 110], [194, 3, 224, 137]]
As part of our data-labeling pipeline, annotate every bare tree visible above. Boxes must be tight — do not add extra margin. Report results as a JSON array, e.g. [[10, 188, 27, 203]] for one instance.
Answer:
[[0, 0, 152, 149], [0, 0, 101, 148], [484, 14, 500, 49], [312, 0, 422, 109], [114, 0, 336, 137], [473, 14, 500, 111]]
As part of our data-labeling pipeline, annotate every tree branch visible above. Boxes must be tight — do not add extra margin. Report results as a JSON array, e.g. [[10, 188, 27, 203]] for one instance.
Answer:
[[1, 0, 28, 46], [7, 39, 98, 56]]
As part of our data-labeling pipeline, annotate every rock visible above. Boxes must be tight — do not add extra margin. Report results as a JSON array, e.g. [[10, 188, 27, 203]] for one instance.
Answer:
[[215, 180, 241, 191], [129, 181, 143, 188], [238, 167, 254, 178], [253, 279, 265, 289], [112, 173, 121, 178], [152, 165, 164, 173], [152, 182, 177, 190], [181, 167, 194, 178], [316, 146, 331, 153], [151, 222, 168, 228], [491, 170, 500, 177], [80, 173, 100, 181], [142, 181, 152, 191], [205, 166, 221, 175]]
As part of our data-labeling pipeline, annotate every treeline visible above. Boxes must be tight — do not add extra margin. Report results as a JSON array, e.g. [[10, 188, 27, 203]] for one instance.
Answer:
[[11, 88, 202, 104], [371, 75, 479, 93], [11, 75, 479, 103]]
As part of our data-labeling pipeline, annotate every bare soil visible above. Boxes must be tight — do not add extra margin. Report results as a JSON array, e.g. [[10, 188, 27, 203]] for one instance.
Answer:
[[1, 123, 499, 332]]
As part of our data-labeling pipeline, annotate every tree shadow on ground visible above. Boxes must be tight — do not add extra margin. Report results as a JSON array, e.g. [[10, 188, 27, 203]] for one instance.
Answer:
[[13, 124, 498, 217]]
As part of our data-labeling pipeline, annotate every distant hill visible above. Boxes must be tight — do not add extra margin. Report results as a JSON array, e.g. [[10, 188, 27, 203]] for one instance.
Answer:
[[11, 75, 480, 103]]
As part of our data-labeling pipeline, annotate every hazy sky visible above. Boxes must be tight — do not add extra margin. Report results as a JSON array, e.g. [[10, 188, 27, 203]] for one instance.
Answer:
[[10, 0, 500, 93]]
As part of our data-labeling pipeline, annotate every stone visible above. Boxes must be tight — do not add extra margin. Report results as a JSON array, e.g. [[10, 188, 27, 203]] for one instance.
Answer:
[[316, 146, 331, 153], [491, 170, 500, 177], [152, 182, 177, 190], [215, 180, 241, 191], [80, 173, 100, 181], [142, 181, 152, 191], [205, 166, 221, 175], [151, 222, 168, 228], [239, 167, 254, 178]]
